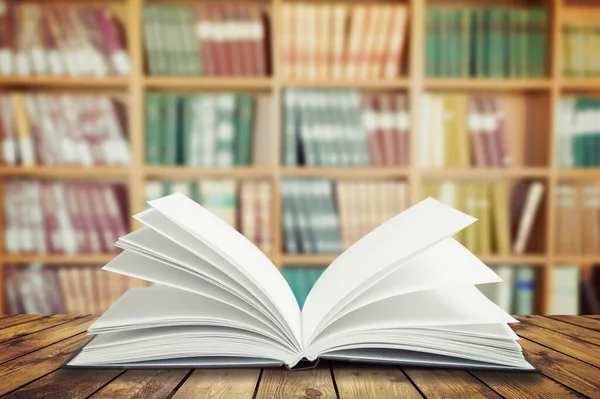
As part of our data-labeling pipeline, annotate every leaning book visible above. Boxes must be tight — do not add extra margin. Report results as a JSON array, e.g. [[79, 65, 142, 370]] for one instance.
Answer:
[[66, 193, 536, 371]]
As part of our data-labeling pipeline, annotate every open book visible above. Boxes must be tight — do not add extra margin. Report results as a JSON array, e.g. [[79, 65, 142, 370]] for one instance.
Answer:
[[67, 193, 536, 371]]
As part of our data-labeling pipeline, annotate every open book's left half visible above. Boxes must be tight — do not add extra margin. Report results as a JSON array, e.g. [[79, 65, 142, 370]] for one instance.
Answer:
[[66, 193, 536, 372]]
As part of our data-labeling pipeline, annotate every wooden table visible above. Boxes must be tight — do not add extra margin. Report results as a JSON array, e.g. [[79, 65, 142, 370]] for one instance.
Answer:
[[0, 315, 599, 398]]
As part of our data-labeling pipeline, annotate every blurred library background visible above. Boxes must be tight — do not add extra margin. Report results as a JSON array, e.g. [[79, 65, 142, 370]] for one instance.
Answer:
[[0, 0, 599, 317]]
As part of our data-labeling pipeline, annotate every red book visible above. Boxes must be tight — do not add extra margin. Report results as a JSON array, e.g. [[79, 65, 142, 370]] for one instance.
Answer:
[[250, 6, 266, 76], [224, 4, 243, 76], [40, 181, 61, 254], [100, 184, 127, 244], [95, 7, 130, 76], [196, 4, 215, 76], [491, 97, 510, 167], [211, 4, 228, 76], [396, 94, 410, 166], [65, 183, 88, 253], [237, 5, 254, 76], [361, 94, 383, 166], [76, 184, 102, 254], [377, 94, 397, 166], [86, 184, 114, 253], [40, 6, 64, 76], [468, 96, 489, 167]]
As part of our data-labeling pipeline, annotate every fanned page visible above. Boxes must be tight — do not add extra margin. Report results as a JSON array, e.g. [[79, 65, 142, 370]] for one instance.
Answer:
[[67, 194, 535, 371]]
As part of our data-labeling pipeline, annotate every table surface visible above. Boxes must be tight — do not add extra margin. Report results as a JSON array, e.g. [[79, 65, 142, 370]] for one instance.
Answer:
[[0, 315, 599, 398]]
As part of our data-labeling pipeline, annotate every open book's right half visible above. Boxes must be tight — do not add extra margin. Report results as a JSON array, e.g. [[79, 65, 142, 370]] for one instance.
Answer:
[[66, 194, 537, 372]]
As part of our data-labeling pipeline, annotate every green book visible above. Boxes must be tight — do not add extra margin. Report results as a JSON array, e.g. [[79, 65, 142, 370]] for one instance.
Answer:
[[461, 10, 471, 77], [180, 96, 194, 165], [283, 90, 298, 166], [474, 9, 486, 77], [534, 9, 548, 78], [513, 268, 535, 315], [215, 94, 236, 167], [282, 181, 299, 254], [573, 98, 586, 167], [518, 9, 529, 78], [508, 10, 519, 78], [488, 9, 501, 77], [234, 94, 255, 166], [439, 8, 449, 77], [162, 95, 179, 165], [448, 9, 460, 77], [425, 8, 437, 77], [145, 94, 163, 165]]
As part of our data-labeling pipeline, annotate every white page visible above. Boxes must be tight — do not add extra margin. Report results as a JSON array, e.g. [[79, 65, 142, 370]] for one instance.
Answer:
[[133, 208, 298, 349], [313, 238, 501, 336], [302, 198, 476, 345], [103, 251, 295, 349], [147, 193, 302, 345], [307, 285, 516, 359], [90, 286, 289, 347]]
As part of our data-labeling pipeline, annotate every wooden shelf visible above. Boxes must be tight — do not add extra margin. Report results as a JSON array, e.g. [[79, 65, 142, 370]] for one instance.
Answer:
[[561, 79, 600, 91], [281, 79, 409, 89], [2, 254, 115, 265], [552, 255, 600, 264], [555, 169, 600, 180], [281, 168, 410, 179], [144, 166, 274, 180], [0, 76, 128, 88], [422, 168, 549, 180], [143, 77, 273, 90], [0, 166, 129, 180], [425, 79, 552, 91], [282, 254, 548, 266]]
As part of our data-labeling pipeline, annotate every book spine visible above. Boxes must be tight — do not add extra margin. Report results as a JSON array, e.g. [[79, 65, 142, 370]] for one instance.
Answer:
[[234, 94, 254, 166], [514, 267, 535, 314], [331, 5, 346, 80], [361, 94, 383, 166], [215, 94, 235, 167]]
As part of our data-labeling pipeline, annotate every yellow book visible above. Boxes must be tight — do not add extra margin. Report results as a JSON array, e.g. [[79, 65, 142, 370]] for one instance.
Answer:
[[464, 183, 478, 253], [11, 93, 36, 166], [454, 94, 470, 167], [492, 182, 512, 255], [442, 94, 458, 167], [479, 184, 492, 255]]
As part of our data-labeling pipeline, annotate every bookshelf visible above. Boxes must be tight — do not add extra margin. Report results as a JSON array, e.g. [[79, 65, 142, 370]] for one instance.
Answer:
[[1, 0, 599, 316]]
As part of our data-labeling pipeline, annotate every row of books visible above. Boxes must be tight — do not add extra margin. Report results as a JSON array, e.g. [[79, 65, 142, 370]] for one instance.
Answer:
[[4, 264, 130, 314], [0, 93, 129, 166], [0, 3, 129, 77], [556, 184, 600, 255], [281, 179, 408, 254], [144, 4, 267, 77], [420, 94, 509, 168], [145, 180, 272, 254], [423, 181, 545, 255], [426, 7, 547, 78], [4, 181, 127, 255], [563, 22, 600, 77], [556, 97, 600, 168], [283, 90, 410, 167], [145, 93, 272, 167], [281, 4, 408, 80]]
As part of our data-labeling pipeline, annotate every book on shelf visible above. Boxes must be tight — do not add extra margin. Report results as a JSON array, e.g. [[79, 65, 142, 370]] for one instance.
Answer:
[[420, 93, 512, 168], [426, 6, 547, 78], [0, 2, 129, 77], [145, 93, 273, 167], [283, 89, 409, 167], [4, 264, 130, 315], [555, 183, 600, 254], [563, 21, 600, 78], [281, 266, 326, 309], [282, 178, 408, 254], [423, 180, 545, 255], [0, 93, 129, 166], [556, 97, 600, 168], [581, 265, 600, 314], [66, 194, 535, 371], [281, 3, 408, 80], [144, 3, 268, 77], [145, 179, 272, 255], [4, 180, 127, 255], [549, 265, 579, 315], [478, 265, 536, 315]]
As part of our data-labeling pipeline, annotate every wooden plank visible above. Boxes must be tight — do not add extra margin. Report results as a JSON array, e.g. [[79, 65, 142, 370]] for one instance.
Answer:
[[512, 320, 600, 368], [0, 333, 91, 397], [255, 365, 336, 399], [172, 369, 259, 399], [0, 315, 94, 364], [92, 369, 189, 399], [0, 315, 82, 344], [403, 369, 501, 398], [517, 338, 600, 398], [584, 315, 600, 320], [0, 315, 47, 330], [4, 369, 123, 399], [332, 364, 421, 398], [549, 315, 600, 332], [471, 372, 582, 398], [516, 316, 600, 346]]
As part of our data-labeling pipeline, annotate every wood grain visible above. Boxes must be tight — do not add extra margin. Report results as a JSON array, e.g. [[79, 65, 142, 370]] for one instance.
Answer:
[[0, 316, 94, 364], [403, 369, 501, 398], [172, 369, 259, 399], [256, 365, 337, 399], [0, 333, 91, 397], [516, 316, 600, 346], [332, 364, 421, 399], [471, 372, 583, 398], [0, 315, 81, 344], [3, 369, 123, 399], [512, 320, 600, 368], [0, 315, 48, 330], [92, 369, 189, 399], [549, 315, 600, 332], [585, 315, 600, 320], [516, 338, 600, 398]]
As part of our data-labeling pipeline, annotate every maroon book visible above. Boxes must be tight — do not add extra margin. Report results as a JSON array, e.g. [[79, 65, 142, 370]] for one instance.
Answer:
[[250, 6, 267, 76], [40, 182, 60, 254], [468, 96, 488, 167], [196, 4, 215, 76], [491, 96, 510, 167], [65, 183, 88, 253], [76, 184, 102, 254], [361, 94, 383, 166], [378, 94, 397, 166], [95, 7, 130, 76], [237, 5, 254, 76], [211, 4, 228, 76]]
